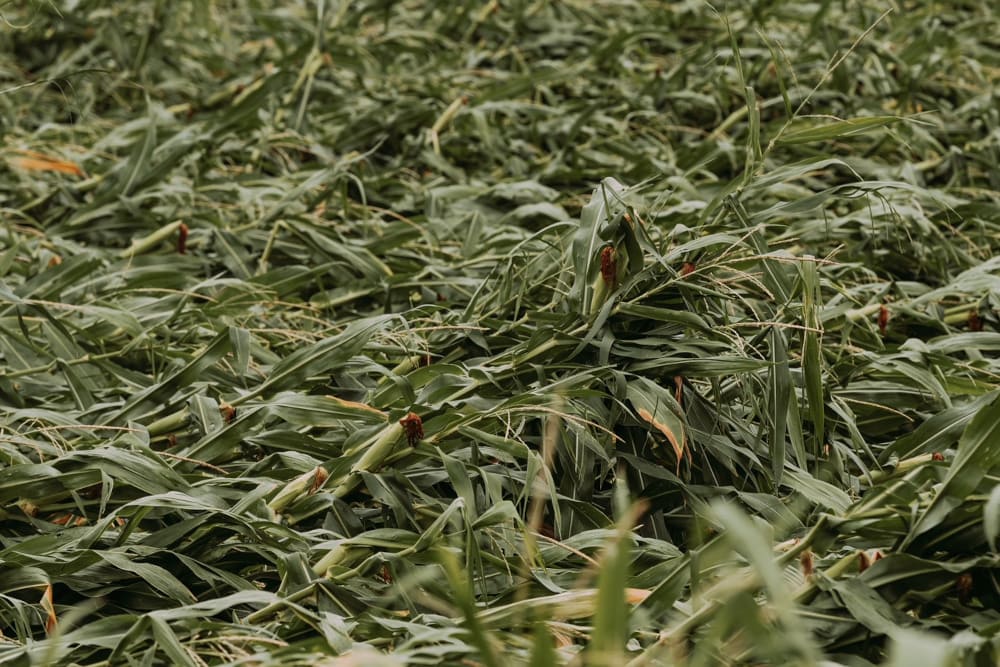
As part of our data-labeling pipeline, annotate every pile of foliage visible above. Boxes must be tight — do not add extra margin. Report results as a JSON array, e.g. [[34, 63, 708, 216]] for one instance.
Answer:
[[1, 1, 998, 664]]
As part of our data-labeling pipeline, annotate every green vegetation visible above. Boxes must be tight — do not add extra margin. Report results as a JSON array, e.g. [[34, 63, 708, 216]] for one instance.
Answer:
[[1, 1, 999, 664]]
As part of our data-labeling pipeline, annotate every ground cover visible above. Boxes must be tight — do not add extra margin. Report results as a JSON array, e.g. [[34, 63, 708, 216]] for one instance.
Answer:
[[1, 1, 999, 664]]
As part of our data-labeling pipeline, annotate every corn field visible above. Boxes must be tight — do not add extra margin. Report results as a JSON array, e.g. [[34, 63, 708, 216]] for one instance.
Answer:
[[1, 1, 999, 665]]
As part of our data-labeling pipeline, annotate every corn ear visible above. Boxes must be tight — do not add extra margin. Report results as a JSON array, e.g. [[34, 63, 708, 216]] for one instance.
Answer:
[[331, 421, 404, 498], [267, 466, 329, 515]]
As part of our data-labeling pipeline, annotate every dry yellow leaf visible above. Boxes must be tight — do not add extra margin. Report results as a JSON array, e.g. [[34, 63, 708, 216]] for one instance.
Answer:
[[9, 149, 84, 177], [637, 407, 685, 461]]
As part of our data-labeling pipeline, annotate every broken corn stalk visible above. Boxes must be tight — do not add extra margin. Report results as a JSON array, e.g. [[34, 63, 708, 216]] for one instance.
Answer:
[[474, 588, 651, 630]]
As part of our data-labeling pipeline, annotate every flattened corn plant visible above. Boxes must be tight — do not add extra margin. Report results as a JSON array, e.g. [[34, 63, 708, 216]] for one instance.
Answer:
[[0, 1, 998, 665]]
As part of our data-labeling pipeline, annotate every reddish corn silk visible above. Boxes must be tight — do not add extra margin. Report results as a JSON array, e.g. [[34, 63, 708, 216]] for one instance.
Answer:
[[400, 412, 424, 446], [600, 246, 617, 287]]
